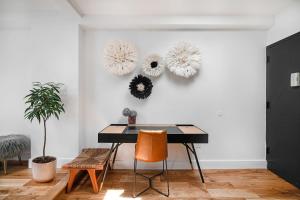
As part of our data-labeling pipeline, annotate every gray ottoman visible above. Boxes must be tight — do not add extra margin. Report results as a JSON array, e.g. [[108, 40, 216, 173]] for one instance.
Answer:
[[0, 134, 30, 174]]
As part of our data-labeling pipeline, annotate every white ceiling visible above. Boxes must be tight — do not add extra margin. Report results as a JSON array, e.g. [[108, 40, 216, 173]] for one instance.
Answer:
[[0, 0, 296, 30], [69, 0, 295, 16], [0, 0, 60, 13], [0, 0, 79, 20], [0, 0, 295, 17]]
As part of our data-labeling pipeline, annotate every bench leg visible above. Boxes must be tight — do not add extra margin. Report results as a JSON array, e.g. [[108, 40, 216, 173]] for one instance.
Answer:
[[67, 169, 80, 193], [87, 169, 99, 193]]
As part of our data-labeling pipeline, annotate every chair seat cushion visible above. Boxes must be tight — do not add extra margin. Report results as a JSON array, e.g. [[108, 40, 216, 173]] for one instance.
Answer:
[[63, 148, 110, 169]]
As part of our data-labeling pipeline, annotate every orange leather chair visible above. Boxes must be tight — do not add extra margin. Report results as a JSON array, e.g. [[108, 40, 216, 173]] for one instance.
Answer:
[[133, 130, 169, 197]]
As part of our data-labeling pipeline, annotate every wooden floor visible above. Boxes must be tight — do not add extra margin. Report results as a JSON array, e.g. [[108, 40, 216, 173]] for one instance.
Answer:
[[0, 162, 68, 200], [1, 164, 300, 200], [57, 169, 300, 200]]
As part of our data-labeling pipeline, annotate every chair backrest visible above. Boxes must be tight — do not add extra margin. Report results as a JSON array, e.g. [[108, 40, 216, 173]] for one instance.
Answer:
[[135, 129, 168, 162]]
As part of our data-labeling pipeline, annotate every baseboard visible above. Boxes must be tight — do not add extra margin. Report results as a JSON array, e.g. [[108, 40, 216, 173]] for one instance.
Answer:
[[29, 158, 266, 169]]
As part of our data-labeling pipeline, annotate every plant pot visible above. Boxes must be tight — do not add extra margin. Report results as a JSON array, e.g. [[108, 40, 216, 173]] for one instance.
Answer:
[[32, 156, 56, 182], [128, 116, 136, 124]]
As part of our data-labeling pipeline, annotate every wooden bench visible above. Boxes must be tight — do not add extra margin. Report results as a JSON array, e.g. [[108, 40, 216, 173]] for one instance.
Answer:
[[63, 148, 111, 193]]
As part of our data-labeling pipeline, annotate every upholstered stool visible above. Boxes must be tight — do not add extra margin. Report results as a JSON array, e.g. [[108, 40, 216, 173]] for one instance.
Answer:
[[63, 148, 111, 193], [0, 134, 30, 174]]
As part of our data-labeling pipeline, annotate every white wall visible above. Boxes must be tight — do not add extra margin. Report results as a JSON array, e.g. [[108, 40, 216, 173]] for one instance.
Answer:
[[29, 20, 80, 165], [0, 16, 80, 166], [267, 0, 300, 45], [80, 30, 267, 169], [0, 1, 272, 169], [0, 29, 32, 160]]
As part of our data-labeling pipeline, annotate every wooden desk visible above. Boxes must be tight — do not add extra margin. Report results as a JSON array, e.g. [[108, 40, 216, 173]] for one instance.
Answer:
[[98, 124, 208, 183]]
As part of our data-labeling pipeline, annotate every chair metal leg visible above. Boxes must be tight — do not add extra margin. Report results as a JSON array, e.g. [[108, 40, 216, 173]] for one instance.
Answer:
[[162, 160, 165, 179], [133, 159, 137, 197], [133, 160, 169, 198], [165, 159, 170, 196]]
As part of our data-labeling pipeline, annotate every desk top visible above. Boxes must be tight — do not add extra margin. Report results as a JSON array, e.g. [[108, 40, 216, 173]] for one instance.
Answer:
[[100, 124, 206, 135], [98, 124, 208, 143]]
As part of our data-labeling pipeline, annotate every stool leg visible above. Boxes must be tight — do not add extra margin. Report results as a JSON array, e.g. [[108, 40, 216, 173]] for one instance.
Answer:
[[67, 169, 80, 193], [3, 160, 7, 175], [87, 169, 99, 193], [18, 155, 22, 165]]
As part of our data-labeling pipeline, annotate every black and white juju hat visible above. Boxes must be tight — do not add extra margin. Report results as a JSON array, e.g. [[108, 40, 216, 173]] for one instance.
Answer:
[[129, 74, 153, 99], [142, 54, 164, 77]]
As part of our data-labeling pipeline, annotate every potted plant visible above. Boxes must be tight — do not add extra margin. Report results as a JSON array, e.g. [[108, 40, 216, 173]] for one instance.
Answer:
[[24, 82, 65, 182], [122, 108, 137, 124]]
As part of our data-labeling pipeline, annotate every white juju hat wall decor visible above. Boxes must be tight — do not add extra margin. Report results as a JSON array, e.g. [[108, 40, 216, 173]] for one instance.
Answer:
[[142, 54, 165, 77], [165, 42, 201, 78], [103, 40, 138, 75]]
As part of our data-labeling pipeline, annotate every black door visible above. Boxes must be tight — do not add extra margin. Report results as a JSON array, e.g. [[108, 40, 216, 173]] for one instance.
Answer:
[[266, 32, 300, 188]]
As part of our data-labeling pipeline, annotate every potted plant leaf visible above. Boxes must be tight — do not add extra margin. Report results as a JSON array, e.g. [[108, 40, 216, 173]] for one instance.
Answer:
[[24, 82, 65, 182]]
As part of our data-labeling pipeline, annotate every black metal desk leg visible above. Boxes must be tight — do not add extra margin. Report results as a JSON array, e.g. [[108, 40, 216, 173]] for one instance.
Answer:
[[100, 143, 115, 191], [111, 143, 119, 169], [185, 144, 193, 169], [191, 143, 205, 183]]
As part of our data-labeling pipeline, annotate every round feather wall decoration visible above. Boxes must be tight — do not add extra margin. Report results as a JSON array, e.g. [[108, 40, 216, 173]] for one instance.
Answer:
[[165, 42, 201, 78], [103, 40, 138, 76], [129, 74, 153, 99], [142, 54, 165, 77]]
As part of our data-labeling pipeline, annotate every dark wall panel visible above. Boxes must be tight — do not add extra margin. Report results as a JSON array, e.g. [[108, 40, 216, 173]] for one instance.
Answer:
[[266, 32, 300, 189]]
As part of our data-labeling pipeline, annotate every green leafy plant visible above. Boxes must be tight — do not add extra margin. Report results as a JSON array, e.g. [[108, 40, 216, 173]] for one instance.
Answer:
[[24, 82, 65, 162]]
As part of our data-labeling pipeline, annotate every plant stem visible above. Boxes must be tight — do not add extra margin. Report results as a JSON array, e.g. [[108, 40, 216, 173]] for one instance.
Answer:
[[43, 119, 47, 159]]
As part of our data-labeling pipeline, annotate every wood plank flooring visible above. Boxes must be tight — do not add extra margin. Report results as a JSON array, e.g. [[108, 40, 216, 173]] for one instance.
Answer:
[[57, 169, 300, 200], [0, 163, 68, 200], [1, 164, 300, 200]]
